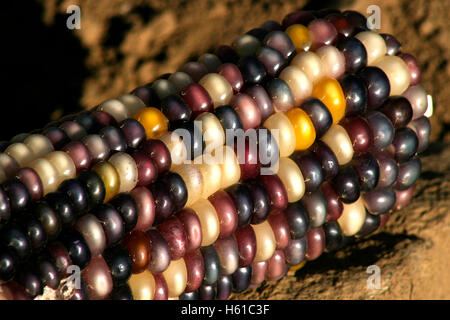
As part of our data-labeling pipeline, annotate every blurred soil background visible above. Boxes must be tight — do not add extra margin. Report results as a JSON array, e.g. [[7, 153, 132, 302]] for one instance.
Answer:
[[1, 0, 449, 299]]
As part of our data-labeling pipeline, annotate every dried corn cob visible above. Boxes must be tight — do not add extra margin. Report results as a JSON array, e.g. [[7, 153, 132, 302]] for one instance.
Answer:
[[0, 8, 431, 300]]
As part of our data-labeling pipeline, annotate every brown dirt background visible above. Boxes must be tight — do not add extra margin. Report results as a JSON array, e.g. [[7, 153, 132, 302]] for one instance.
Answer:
[[3, 0, 449, 299]]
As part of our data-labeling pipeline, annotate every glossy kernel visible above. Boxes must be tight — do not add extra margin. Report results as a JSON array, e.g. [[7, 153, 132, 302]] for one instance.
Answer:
[[291, 151, 324, 193], [291, 51, 324, 84], [246, 179, 271, 224], [259, 174, 288, 211], [63, 123, 90, 142], [266, 250, 287, 281], [264, 31, 295, 60], [234, 225, 256, 267], [305, 227, 325, 261], [285, 108, 316, 151], [321, 124, 354, 165], [130, 150, 158, 187], [161, 95, 192, 125], [108, 152, 138, 194], [337, 37, 367, 74], [190, 198, 220, 247], [128, 270, 155, 300], [381, 33, 402, 56], [92, 162, 120, 203], [267, 210, 290, 249], [196, 112, 225, 150], [310, 141, 339, 181], [158, 131, 187, 169], [316, 45, 346, 79], [331, 165, 361, 203], [250, 261, 268, 287], [326, 13, 354, 37], [62, 142, 92, 174], [263, 112, 296, 158], [251, 220, 277, 262], [280, 66, 312, 106], [97, 99, 128, 122], [321, 181, 343, 222], [146, 230, 171, 274], [82, 256, 113, 300], [358, 66, 391, 109], [213, 146, 241, 189], [339, 74, 368, 117], [183, 250, 205, 293], [363, 187, 396, 215], [387, 127, 419, 162], [194, 157, 222, 199], [337, 197, 366, 236], [285, 24, 312, 51], [172, 164, 203, 207], [245, 85, 274, 121], [199, 73, 233, 108], [151, 79, 177, 101], [284, 237, 307, 266], [81, 134, 110, 164], [162, 258, 188, 298], [230, 93, 262, 131], [123, 230, 150, 274], [311, 77, 346, 124], [408, 116, 431, 153], [181, 83, 214, 117], [374, 55, 410, 96], [208, 190, 238, 239], [355, 31, 387, 65], [301, 190, 327, 228], [402, 86, 428, 120], [23, 134, 53, 160], [265, 78, 295, 113], [177, 208, 202, 252], [276, 157, 305, 202], [232, 34, 261, 57], [118, 118, 146, 149], [93, 204, 124, 247], [180, 62, 208, 83], [44, 151, 76, 187], [5, 143, 34, 167], [256, 46, 286, 77], [157, 216, 187, 261], [226, 183, 253, 227], [130, 187, 155, 232], [308, 19, 338, 50], [324, 221, 344, 251], [217, 63, 244, 93], [2, 180, 30, 219], [341, 116, 373, 154], [214, 237, 239, 276], [74, 213, 106, 257], [109, 194, 138, 233], [16, 167, 43, 202], [150, 182, 175, 225], [132, 107, 168, 139], [118, 94, 146, 116]]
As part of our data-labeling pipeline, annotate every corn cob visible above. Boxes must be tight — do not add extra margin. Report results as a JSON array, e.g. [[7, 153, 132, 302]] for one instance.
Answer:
[[0, 8, 432, 300]]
